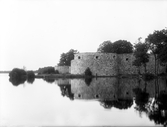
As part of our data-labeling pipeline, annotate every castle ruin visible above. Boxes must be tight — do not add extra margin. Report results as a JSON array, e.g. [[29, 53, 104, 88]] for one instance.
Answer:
[[70, 52, 166, 76]]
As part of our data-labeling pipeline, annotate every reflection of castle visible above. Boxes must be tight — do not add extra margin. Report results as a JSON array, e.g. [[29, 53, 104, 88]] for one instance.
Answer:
[[70, 78, 167, 101], [55, 79, 74, 100], [55, 78, 167, 101], [71, 53, 166, 76], [55, 78, 167, 126]]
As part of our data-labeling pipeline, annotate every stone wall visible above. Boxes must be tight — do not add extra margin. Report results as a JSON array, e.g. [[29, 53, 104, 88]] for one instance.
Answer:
[[71, 52, 166, 76], [71, 52, 118, 76], [55, 66, 70, 74], [118, 54, 166, 74]]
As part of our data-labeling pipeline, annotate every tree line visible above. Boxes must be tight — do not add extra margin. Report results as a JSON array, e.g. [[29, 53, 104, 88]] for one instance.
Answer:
[[58, 28, 167, 75]]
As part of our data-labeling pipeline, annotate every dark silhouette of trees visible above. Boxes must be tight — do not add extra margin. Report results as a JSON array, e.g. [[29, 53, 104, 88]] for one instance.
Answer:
[[27, 71, 35, 84], [145, 28, 167, 75], [9, 68, 27, 86], [133, 83, 150, 114], [148, 91, 167, 126], [133, 78, 167, 126], [58, 49, 79, 66], [133, 38, 149, 73], [158, 44, 167, 63], [112, 40, 133, 54], [37, 66, 59, 75], [97, 41, 113, 53], [43, 77, 55, 83], [9, 68, 36, 86], [133, 59, 142, 74], [97, 40, 133, 54], [100, 99, 133, 110]]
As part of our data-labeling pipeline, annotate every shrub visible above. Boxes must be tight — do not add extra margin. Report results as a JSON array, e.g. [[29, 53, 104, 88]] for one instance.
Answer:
[[37, 67, 57, 75], [9, 68, 27, 86], [84, 67, 92, 77], [27, 71, 35, 84]]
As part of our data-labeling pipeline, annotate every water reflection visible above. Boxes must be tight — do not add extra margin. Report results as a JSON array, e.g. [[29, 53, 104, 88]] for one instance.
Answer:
[[69, 77, 167, 126], [133, 81, 150, 114], [100, 99, 133, 110], [7, 75, 167, 126], [148, 91, 167, 126], [43, 76, 55, 83]]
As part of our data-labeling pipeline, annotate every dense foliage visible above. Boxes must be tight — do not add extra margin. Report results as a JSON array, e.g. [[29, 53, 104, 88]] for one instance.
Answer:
[[100, 99, 133, 110], [97, 41, 113, 53], [133, 86, 149, 113], [145, 28, 167, 74], [9, 68, 27, 86], [27, 71, 35, 84], [133, 39, 149, 73], [112, 40, 133, 54], [97, 40, 133, 54], [148, 91, 167, 126], [9, 68, 36, 86], [58, 49, 78, 66], [38, 66, 59, 75]]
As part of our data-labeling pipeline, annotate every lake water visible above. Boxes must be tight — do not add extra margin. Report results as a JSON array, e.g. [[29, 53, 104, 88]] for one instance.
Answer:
[[0, 74, 167, 126]]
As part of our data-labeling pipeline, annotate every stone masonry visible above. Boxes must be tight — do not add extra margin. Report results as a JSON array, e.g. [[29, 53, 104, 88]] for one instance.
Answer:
[[70, 52, 166, 76]]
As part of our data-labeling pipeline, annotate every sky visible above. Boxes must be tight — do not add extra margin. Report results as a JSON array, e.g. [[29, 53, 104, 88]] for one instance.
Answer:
[[0, 0, 167, 71]]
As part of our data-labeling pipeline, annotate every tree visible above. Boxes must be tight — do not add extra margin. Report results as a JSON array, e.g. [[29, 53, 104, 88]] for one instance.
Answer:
[[133, 39, 149, 73], [145, 29, 167, 75], [97, 40, 133, 54], [58, 49, 78, 66], [133, 59, 142, 74], [37, 66, 57, 75], [9, 68, 27, 86], [97, 41, 113, 53], [112, 40, 133, 54], [158, 44, 167, 63], [27, 71, 35, 84]]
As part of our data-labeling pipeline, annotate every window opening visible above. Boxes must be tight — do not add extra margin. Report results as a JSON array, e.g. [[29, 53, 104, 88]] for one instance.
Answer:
[[126, 92, 129, 95], [95, 94, 99, 98]]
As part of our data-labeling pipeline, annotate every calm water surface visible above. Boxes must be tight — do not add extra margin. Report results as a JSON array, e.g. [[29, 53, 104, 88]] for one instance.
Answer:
[[0, 74, 167, 126]]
